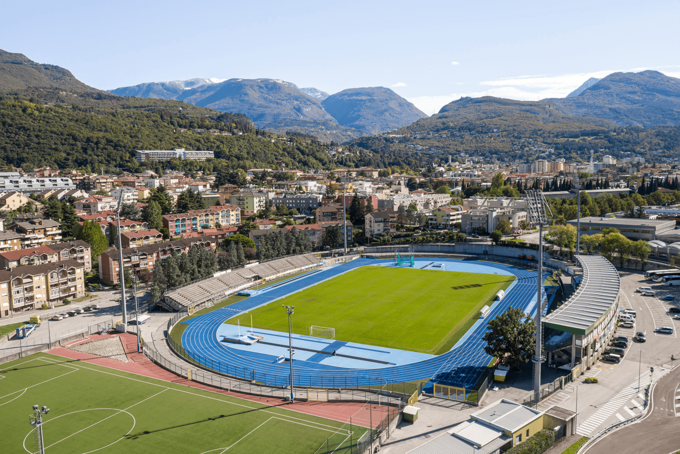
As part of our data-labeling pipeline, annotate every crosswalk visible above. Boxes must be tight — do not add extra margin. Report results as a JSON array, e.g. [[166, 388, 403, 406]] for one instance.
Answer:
[[576, 367, 669, 436], [536, 369, 599, 412]]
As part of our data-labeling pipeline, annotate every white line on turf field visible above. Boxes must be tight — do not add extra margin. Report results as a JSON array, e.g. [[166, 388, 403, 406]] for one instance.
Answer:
[[217, 417, 273, 453], [0, 358, 78, 404], [43, 391, 166, 451], [35, 356, 355, 433], [22, 407, 137, 454]]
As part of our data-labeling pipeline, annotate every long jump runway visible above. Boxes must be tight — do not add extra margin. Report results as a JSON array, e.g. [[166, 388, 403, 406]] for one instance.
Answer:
[[181, 258, 544, 389]]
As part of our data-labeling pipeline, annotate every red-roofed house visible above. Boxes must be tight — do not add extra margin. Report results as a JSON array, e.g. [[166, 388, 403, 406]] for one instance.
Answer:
[[254, 219, 277, 230], [284, 224, 323, 248], [74, 195, 118, 214], [0, 246, 58, 269]]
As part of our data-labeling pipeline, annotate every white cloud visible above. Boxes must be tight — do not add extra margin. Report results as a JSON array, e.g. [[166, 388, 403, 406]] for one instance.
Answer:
[[451, 61, 460, 65], [391, 82, 407, 88]]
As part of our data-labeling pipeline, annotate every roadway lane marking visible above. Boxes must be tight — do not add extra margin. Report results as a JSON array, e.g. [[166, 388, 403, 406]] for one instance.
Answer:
[[615, 413, 625, 422], [638, 393, 645, 400], [624, 406, 636, 417], [632, 399, 644, 410]]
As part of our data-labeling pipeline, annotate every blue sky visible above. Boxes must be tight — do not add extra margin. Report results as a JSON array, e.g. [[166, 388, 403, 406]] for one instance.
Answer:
[[3, 0, 679, 114]]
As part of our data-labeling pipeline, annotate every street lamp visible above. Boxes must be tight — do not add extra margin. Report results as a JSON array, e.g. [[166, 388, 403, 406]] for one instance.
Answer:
[[575, 385, 580, 431], [29, 404, 50, 454], [133, 275, 140, 352], [282, 305, 295, 402], [638, 350, 644, 391]]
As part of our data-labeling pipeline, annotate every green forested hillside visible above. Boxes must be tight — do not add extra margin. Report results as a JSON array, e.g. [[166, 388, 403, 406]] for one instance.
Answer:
[[0, 98, 358, 171]]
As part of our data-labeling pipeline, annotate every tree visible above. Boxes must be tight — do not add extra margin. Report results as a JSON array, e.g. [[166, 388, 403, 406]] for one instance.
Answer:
[[224, 234, 256, 250], [149, 260, 167, 303], [94, 189, 110, 197], [496, 218, 512, 234], [60, 202, 78, 237], [397, 204, 408, 224], [348, 194, 364, 225], [322, 225, 342, 248], [142, 200, 163, 231], [238, 220, 257, 236], [633, 240, 651, 267], [545, 225, 576, 259], [435, 185, 451, 194], [325, 184, 336, 197], [120, 203, 141, 220], [276, 204, 289, 216], [149, 186, 173, 214], [235, 242, 247, 266], [490, 229, 503, 244], [43, 195, 62, 221], [76, 220, 109, 259], [176, 189, 205, 212], [364, 198, 374, 215], [483, 307, 536, 370]]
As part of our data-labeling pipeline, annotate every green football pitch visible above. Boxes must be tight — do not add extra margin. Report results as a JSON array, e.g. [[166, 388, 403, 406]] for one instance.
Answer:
[[227, 266, 514, 354], [0, 353, 366, 454]]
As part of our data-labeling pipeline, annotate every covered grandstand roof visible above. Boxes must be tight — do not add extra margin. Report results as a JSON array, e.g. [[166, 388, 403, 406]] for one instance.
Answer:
[[648, 240, 667, 248], [543, 255, 620, 335]]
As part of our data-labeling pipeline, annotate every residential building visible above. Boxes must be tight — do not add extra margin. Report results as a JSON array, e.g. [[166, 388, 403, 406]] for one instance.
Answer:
[[0, 260, 86, 317], [365, 210, 397, 239], [0, 192, 34, 210], [315, 204, 344, 223], [99, 236, 218, 284], [48, 241, 92, 272], [77, 175, 115, 192], [0, 246, 58, 270], [271, 194, 320, 215], [110, 187, 139, 204], [121, 229, 163, 248], [566, 216, 675, 241], [461, 208, 528, 234], [74, 195, 118, 214], [0, 177, 75, 193], [285, 224, 323, 248], [428, 206, 466, 229], [135, 149, 214, 162], [0, 231, 25, 253], [317, 220, 353, 241], [229, 192, 266, 217], [603, 155, 617, 165], [254, 219, 277, 230], [15, 219, 62, 246], [531, 160, 549, 173], [378, 193, 451, 211], [163, 205, 240, 237]]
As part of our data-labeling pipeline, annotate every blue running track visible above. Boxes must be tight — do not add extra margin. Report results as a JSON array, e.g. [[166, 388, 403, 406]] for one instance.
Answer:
[[181, 258, 545, 389]]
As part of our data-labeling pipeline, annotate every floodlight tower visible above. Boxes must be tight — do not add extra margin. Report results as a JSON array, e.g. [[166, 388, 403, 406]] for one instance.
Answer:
[[29, 404, 50, 454], [525, 189, 552, 403], [282, 305, 295, 403], [115, 191, 128, 326]]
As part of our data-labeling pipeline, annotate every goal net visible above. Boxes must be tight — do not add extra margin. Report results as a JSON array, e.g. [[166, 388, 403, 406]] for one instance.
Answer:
[[310, 325, 335, 339]]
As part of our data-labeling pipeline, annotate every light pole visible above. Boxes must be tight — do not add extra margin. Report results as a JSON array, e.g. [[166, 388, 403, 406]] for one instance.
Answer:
[[638, 350, 644, 391], [575, 385, 580, 431], [29, 404, 50, 454], [115, 192, 128, 326], [47, 318, 51, 349], [342, 180, 347, 255], [282, 305, 295, 402], [133, 276, 140, 352]]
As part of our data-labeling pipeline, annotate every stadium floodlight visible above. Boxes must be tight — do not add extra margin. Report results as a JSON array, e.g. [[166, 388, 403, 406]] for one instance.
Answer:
[[282, 305, 295, 403], [573, 173, 582, 254], [115, 190, 128, 326], [524, 189, 552, 404], [29, 404, 50, 454]]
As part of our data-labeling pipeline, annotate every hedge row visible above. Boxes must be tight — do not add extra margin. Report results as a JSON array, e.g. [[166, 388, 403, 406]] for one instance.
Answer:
[[505, 429, 555, 454]]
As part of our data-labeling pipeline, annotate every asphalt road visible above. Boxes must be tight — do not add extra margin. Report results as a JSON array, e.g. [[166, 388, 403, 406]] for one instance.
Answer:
[[586, 362, 680, 454], [0, 288, 147, 358]]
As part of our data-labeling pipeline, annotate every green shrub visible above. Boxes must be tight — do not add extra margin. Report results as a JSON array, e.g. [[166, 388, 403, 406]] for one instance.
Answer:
[[41, 303, 50, 310], [584, 377, 599, 384], [561, 437, 588, 454], [62, 298, 71, 305], [505, 429, 555, 454]]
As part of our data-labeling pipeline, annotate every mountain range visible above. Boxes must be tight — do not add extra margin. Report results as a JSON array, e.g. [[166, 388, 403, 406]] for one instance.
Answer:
[[111, 78, 427, 141]]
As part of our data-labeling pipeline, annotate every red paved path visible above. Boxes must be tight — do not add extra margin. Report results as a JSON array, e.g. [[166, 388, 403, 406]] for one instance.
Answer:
[[49, 333, 390, 428]]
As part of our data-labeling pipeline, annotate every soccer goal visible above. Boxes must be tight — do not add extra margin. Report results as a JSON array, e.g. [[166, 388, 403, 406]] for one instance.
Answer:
[[310, 326, 335, 339]]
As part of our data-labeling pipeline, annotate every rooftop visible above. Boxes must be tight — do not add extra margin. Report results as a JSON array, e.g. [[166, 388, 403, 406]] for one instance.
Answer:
[[471, 399, 542, 433], [567, 216, 675, 228], [543, 255, 620, 335]]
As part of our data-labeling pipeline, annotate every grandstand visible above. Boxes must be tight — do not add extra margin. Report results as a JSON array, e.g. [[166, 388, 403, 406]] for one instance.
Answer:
[[163, 254, 322, 311]]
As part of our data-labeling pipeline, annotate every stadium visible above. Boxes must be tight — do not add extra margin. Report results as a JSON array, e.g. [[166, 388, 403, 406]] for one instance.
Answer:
[[173, 256, 547, 401]]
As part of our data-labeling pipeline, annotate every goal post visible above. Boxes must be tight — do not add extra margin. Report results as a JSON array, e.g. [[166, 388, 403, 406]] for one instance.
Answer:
[[309, 325, 335, 339]]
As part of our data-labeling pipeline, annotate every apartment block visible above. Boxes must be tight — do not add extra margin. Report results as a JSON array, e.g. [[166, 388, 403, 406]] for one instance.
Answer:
[[15, 219, 63, 247], [163, 205, 240, 237]]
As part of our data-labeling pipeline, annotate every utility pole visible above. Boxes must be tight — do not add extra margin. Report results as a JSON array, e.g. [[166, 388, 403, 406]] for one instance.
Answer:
[[116, 191, 128, 327], [525, 190, 552, 403], [29, 404, 50, 454], [282, 305, 295, 402]]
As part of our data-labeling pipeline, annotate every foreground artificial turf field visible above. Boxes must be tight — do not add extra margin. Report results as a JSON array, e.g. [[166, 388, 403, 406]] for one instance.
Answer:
[[227, 266, 514, 354], [0, 353, 365, 454]]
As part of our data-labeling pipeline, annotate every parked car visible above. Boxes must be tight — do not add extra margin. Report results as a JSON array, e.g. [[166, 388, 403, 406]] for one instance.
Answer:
[[636, 332, 646, 342], [642, 290, 656, 296], [607, 347, 626, 355], [89, 304, 100, 310], [621, 309, 637, 317], [66, 310, 77, 317], [603, 354, 622, 363], [60, 312, 69, 318], [656, 326, 674, 334], [637, 287, 652, 293], [614, 336, 628, 343], [674, 315, 680, 320], [668, 307, 680, 314], [662, 295, 675, 301], [50, 314, 64, 321], [611, 341, 628, 349], [620, 321, 634, 328], [74, 307, 84, 315]]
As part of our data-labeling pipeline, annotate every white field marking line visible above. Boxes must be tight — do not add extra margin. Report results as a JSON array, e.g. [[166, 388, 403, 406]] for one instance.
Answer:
[[0, 388, 28, 408], [217, 417, 273, 453], [0, 358, 78, 401], [22, 407, 137, 454], [37, 355, 353, 434], [43, 390, 166, 451]]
